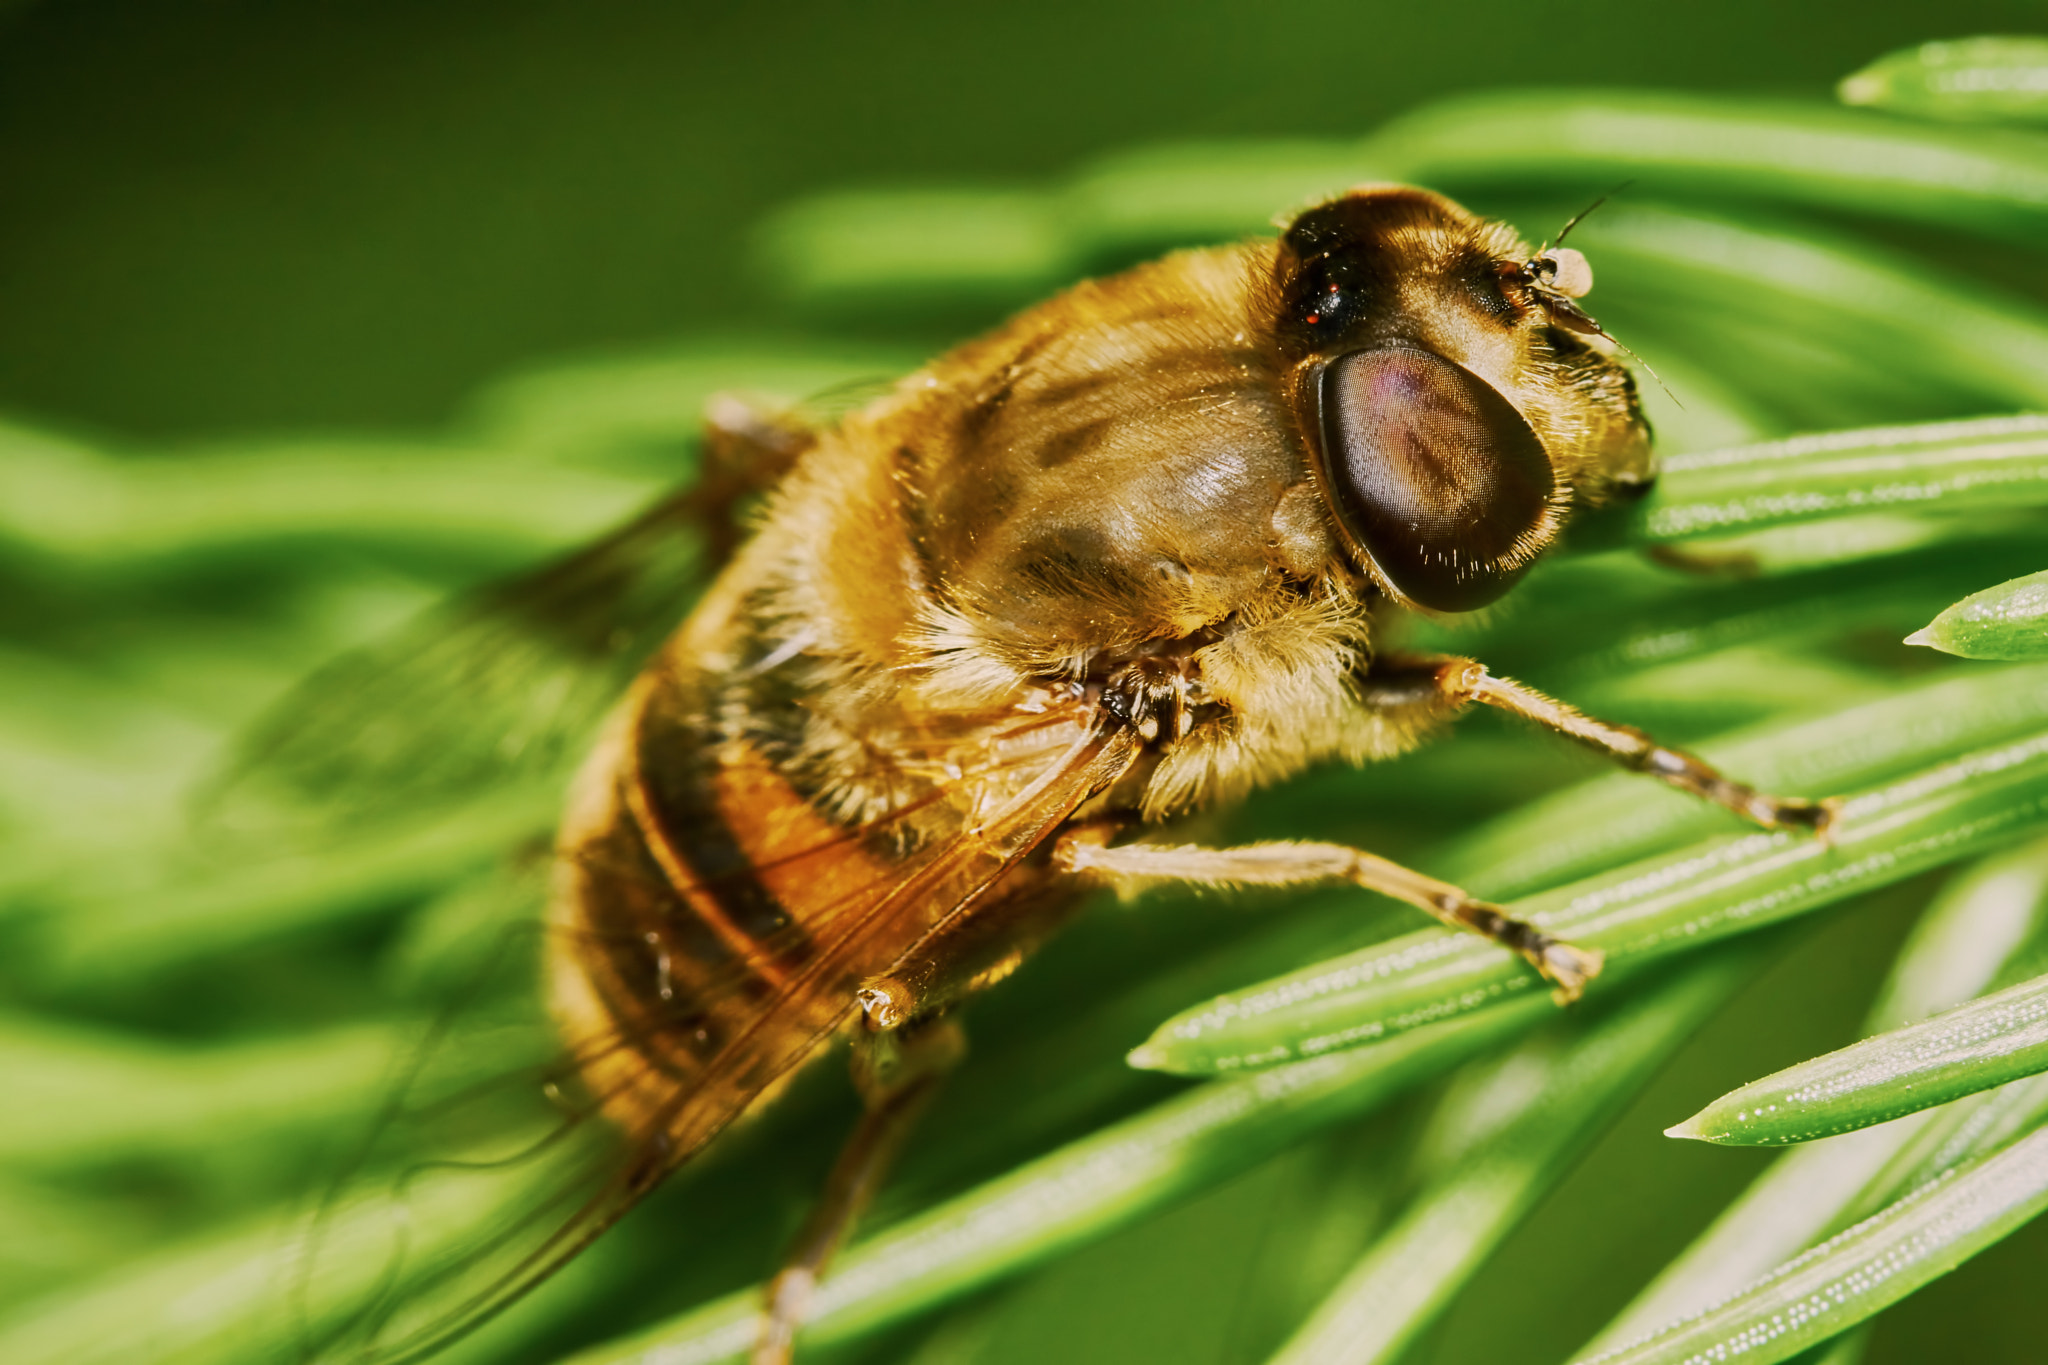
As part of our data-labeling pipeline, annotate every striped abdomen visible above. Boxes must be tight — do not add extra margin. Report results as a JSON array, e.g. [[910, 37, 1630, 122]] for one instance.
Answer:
[[544, 639, 1104, 1171], [546, 648, 907, 1154]]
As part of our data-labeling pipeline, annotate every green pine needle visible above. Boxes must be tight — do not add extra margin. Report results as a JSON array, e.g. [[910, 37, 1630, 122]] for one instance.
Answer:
[[1909, 568, 2048, 661]]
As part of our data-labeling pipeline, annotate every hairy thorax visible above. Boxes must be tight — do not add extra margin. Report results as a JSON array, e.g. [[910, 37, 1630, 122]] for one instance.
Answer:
[[691, 244, 1449, 833]]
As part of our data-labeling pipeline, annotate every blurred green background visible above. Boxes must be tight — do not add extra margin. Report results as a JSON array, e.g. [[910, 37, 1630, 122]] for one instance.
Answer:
[[2, 0, 2041, 436], [9, 4, 2048, 1365]]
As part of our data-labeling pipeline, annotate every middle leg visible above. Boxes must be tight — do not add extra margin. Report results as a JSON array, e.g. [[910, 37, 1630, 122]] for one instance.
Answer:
[[1056, 837, 1603, 1002]]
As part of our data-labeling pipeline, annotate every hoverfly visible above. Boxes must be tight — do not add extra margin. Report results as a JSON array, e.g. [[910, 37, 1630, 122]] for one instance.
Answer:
[[237, 185, 1833, 1365]]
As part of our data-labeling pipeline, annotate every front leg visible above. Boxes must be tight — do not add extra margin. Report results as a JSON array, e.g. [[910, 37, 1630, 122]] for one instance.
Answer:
[[1427, 657, 1839, 836], [1058, 653, 1837, 1004], [1058, 838, 1604, 1003]]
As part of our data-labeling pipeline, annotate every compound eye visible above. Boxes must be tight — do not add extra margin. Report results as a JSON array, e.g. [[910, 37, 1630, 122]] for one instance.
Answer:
[[1317, 348, 1556, 612]]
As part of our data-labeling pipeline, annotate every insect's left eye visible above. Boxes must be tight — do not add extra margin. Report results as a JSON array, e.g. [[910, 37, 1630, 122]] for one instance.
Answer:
[[1315, 347, 1555, 612]]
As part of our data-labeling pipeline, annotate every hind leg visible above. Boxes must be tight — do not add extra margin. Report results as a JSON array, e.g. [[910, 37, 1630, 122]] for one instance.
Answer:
[[691, 396, 818, 570], [752, 1012, 965, 1365]]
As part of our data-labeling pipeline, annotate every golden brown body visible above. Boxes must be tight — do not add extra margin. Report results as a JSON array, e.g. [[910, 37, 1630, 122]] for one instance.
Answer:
[[282, 188, 1830, 1365], [544, 200, 1665, 1163], [550, 247, 1289, 1139]]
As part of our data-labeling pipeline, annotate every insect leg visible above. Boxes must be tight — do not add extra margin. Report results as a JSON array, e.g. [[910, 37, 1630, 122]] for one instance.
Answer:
[[1642, 543, 1762, 578], [752, 1013, 965, 1365], [695, 396, 819, 568], [1057, 839, 1603, 1003], [1428, 658, 1838, 836]]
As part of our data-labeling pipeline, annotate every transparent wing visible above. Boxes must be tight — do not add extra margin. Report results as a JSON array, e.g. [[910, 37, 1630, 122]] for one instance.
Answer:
[[291, 699, 1141, 1365], [295, 851, 831, 1365], [202, 487, 708, 847], [294, 910, 616, 1364], [201, 393, 830, 846]]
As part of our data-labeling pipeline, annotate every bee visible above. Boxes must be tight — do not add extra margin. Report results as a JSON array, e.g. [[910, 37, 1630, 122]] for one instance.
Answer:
[[250, 185, 1832, 1365]]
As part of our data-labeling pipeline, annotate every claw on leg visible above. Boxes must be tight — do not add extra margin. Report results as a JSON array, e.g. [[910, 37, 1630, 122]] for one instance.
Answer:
[[1534, 939, 1605, 1005], [753, 1269, 815, 1365], [1450, 892, 1604, 1005], [1767, 794, 1843, 844]]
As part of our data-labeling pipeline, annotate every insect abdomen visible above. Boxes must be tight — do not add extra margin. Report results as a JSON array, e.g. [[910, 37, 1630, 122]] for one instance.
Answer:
[[546, 655, 909, 1156]]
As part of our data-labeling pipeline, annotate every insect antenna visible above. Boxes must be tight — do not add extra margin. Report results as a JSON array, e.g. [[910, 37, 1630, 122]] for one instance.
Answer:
[[1557, 296, 1683, 413], [1605, 331, 1683, 412], [1531, 183, 1682, 411], [1545, 180, 1634, 253]]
